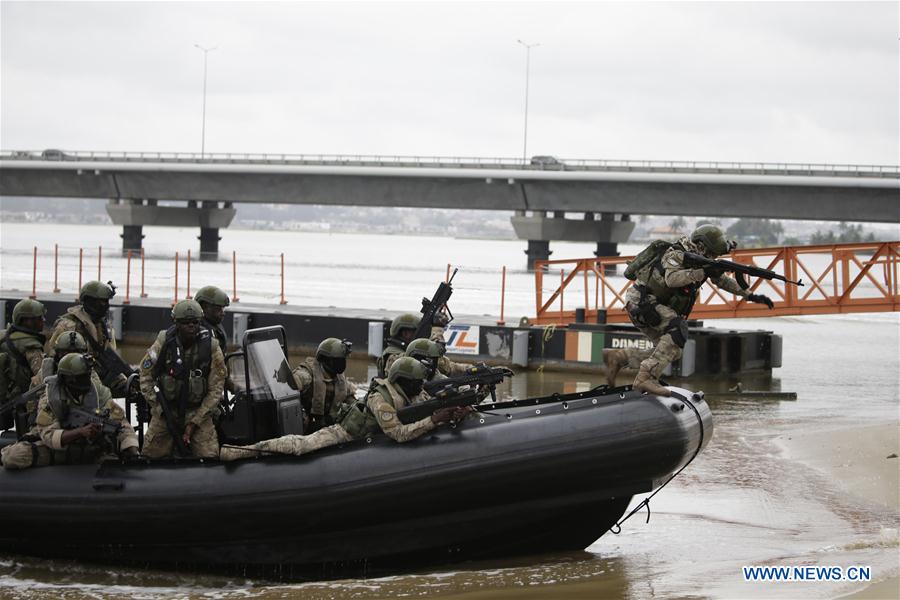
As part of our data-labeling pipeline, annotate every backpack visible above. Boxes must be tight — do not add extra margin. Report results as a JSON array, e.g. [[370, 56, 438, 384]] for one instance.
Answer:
[[624, 240, 672, 281]]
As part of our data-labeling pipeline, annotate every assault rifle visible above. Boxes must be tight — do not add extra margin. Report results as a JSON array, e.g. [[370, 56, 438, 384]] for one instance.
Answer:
[[412, 269, 457, 342], [682, 252, 804, 288], [94, 347, 137, 393], [66, 406, 122, 439], [155, 389, 191, 457], [0, 384, 45, 435], [397, 364, 514, 425], [397, 385, 482, 425]]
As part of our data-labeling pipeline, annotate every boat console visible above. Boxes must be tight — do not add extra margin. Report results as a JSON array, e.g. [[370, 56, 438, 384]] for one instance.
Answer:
[[218, 325, 304, 445]]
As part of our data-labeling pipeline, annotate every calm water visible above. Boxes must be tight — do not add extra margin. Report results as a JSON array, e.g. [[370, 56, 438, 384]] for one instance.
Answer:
[[1, 223, 898, 599]]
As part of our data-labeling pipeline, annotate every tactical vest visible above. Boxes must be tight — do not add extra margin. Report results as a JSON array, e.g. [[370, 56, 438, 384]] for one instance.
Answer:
[[58, 308, 112, 355], [339, 378, 408, 439], [0, 328, 42, 399], [302, 357, 349, 425], [45, 375, 107, 464], [45, 375, 101, 425], [635, 242, 701, 317], [201, 318, 227, 351], [153, 327, 213, 413], [376, 343, 405, 378]]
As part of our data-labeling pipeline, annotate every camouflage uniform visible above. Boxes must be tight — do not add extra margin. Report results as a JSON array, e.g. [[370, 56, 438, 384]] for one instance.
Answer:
[[291, 357, 358, 433], [139, 328, 226, 459], [1, 327, 46, 431], [219, 378, 433, 461], [624, 236, 749, 383], [1, 376, 138, 469], [377, 344, 405, 379], [47, 306, 127, 393]]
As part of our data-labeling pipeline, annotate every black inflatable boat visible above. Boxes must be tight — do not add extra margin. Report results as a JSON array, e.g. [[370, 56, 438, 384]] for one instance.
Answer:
[[0, 327, 713, 577]]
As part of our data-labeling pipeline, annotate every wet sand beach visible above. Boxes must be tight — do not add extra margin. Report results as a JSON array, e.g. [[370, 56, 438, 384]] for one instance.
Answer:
[[782, 424, 900, 600]]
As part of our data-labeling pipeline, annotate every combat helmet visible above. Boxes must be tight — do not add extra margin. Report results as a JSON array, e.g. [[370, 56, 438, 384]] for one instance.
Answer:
[[171, 299, 204, 322], [54, 331, 88, 355], [690, 225, 729, 257], [57, 353, 93, 397], [316, 338, 352, 359], [57, 353, 92, 377], [316, 337, 352, 375], [79, 280, 116, 301], [405, 338, 442, 360], [12, 298, 46, 326], [194, 285, 231, 307], [389, 313, 421, 338], [387, 356, 428, 384]]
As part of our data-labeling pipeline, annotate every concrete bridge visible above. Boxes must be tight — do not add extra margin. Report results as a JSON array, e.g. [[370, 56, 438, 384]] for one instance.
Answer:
[[1, 150, 897, 265]]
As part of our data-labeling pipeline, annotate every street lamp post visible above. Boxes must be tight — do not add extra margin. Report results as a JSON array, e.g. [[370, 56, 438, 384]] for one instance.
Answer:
[[517, 39, 540, 164], [194, 44, 217, 158]]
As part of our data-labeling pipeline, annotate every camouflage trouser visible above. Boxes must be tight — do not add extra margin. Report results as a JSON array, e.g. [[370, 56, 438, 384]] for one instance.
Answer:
[[218, 424, 354, 462], [1, 440, 106, 470], [142, 413, 219, 459], [1, 440, 52, 470], [624, 287, 685, 379]]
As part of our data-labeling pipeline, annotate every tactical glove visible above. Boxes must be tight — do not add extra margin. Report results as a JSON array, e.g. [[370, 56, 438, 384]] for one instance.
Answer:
[[747, 293, 774, 309]]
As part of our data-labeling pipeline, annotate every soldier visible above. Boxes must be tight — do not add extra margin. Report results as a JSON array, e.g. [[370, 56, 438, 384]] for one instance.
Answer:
[[1, 353, 139, 470], [617, 225, 774, 396], [0, 299, 47, 435], [193, 285, 230, 350], [139, 299, 226, 459], [377, 313, 420, 378], [220, 357, 465, 461], [404, 338, 469, 382], [47, 280, 129, 396], [291, 337, 358, 433]]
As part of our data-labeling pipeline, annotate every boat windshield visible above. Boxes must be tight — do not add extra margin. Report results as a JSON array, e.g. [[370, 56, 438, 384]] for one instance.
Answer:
[[245, 338, 296, 402]]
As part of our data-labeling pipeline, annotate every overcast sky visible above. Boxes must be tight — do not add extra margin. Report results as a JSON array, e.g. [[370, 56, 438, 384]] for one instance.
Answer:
[[1, 1, 897, 164]]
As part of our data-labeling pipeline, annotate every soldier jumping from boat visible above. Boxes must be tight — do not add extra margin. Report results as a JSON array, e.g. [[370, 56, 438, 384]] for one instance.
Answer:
[[139, 299, 226, 459], [1, 353, 139, 469], [609, 225, 777, 396]]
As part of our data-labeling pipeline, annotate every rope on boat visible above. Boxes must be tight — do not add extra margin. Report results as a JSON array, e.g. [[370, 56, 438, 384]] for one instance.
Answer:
[[609, 391, 705, 534]]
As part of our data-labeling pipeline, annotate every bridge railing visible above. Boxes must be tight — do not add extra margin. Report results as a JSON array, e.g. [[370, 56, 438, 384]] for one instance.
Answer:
[[2, 150, 898, 176], [532, 241, 900, 325]]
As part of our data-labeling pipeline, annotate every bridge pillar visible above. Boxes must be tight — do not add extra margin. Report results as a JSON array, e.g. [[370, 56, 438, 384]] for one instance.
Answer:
[[121, 225, 145, 254], [525, 240, 552, 269], [511, 211, 635, 271], [198, 227, 221, 260], [106, 199, 236, 260]]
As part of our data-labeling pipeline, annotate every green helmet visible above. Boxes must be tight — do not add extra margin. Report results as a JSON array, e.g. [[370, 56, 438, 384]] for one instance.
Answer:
[[690, 225, 729, 257], [388, 356, 428, 384], [405, 338, 442, 360], [194, 285, 230, 307], [54, 331, 88, 354], [390, 313, 421, 338], [79, 280, 115, 301], [57, 353, 92, 377], [12, 298, 46, 326], [171, 299, 204, 321], [316, 337, 352, 359]]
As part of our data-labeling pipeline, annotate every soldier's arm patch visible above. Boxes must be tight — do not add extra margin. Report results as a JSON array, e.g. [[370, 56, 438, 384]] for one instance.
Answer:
[[142, 357, 154, 369], [380, 411, 395, 422]]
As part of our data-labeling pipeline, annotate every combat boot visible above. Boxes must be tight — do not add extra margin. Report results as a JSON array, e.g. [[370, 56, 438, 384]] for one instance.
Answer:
[[602, 349, 628, 387], [633, 365, 670, 397]]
